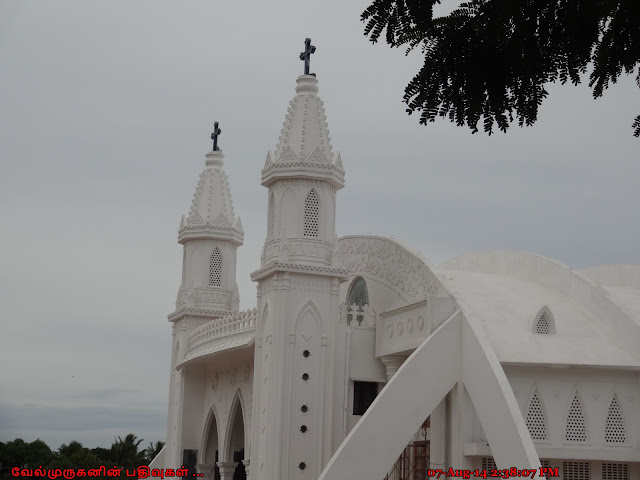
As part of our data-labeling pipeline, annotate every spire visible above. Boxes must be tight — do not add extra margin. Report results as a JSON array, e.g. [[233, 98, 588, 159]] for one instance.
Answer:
[[262, 74, 345, 189], [178, 148, 244, 245]]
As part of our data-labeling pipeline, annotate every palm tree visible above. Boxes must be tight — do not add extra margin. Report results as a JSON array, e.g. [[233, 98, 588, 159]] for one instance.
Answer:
[[144, 442, 164, 464], [111, 434, 145, 469]]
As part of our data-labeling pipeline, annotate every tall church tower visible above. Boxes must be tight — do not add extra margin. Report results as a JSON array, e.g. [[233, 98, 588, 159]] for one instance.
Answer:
[[165, 138, 244, 468], [249, 60, 347, 480]]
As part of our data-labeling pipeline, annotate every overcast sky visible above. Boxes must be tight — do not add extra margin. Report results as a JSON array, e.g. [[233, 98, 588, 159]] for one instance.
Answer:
[[1, 0, 639, 452]]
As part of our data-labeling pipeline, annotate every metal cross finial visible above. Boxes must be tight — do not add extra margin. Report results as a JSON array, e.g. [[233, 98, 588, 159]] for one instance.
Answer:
[[299, 38, 316, 75], [211, 121, 221, 151]]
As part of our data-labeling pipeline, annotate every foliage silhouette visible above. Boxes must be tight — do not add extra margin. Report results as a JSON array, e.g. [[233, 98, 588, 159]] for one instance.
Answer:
[[361, 0, 640, 136]]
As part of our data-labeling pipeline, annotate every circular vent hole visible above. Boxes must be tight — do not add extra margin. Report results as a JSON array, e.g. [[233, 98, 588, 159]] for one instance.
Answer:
[[299, 462, 306, 470], [300, 425, 308, 433], [302, 373, 309, 381], [301, 405, 308, 413], [303, 350, 310, 358]]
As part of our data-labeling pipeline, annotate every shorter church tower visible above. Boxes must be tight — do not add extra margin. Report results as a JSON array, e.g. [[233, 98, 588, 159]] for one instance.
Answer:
[[164, 130, 244, 469]]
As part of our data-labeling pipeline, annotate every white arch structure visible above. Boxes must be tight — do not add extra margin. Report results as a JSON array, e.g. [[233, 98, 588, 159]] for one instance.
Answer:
[[318, 310, 545, 480]]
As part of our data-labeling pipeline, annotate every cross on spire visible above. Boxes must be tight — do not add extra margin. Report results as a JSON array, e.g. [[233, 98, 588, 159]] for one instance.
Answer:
[[211, 121, 221, 151], [299, 38, 316, 75]]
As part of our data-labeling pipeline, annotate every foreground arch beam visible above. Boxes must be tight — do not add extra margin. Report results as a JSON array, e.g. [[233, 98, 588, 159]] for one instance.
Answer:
[[318, 311, 544, 480]]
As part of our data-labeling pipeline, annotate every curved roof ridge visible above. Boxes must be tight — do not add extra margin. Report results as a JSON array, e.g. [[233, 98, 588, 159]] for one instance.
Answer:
[[578, 264, 640, 288], [438, 249, 571, 273], [437, 249, 640, 361]]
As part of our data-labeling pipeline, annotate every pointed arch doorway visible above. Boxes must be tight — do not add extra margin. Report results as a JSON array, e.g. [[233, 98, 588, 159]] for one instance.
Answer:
[[226, 394, 247, 480], [203, 408, 221, 480]]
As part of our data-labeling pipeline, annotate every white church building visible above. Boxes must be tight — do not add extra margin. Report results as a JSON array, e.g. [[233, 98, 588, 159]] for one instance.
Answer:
[[151, 45, 640, 480]]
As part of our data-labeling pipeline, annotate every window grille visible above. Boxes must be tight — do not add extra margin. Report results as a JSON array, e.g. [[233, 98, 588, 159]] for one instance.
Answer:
[[209, 247, 222, 287], [562, 461, 590, 480], [353, 381, 378, 416], [536, 313, 550, 334], [602, 463, 629, 480], [182, 247, 187, 284], [346, 277, 369, 325], [303, 190, 320, 237], [565, 395, 587, 442], [481, 458, 497, 471], [269, 194, 275, 239], [526, 392, 547, 440], [605, 395, 627, 444]]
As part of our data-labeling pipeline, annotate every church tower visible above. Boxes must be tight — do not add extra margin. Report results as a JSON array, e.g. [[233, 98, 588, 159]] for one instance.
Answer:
[[165, 131, 244, 469], [249, 42, 347, 480]]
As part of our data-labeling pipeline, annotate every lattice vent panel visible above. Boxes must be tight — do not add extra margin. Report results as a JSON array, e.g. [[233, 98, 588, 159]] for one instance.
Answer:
[[303, 190, 319, 237], [269, 194, 275, 239], [565, 395, 587, 442], [605, 395, 627, 443], [209, 248, 222, 287], [562, 462, 590, 480], [602, 463, 631, 480], [182, 248, 187, 283], [526, 392, 547, 440], [536, 313, 550, 334], [481, 458, 496, 472], [602, 463, 629, 480]]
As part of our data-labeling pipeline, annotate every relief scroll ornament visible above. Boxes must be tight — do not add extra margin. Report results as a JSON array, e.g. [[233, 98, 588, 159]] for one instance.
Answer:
[[336, 237, 439, 299]]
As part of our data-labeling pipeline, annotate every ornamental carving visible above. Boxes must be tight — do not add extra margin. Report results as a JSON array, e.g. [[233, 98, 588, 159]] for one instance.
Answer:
[[272, 178, 337, 192], [336, 237, 439, 298], [290, 281, 332, 293]]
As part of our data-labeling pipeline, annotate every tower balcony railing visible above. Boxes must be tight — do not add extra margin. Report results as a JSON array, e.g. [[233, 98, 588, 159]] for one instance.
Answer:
[[188, 307, 257, 350]]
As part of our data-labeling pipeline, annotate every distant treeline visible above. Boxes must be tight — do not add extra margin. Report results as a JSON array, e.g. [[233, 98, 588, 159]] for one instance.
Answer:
[[0, 435, 164, 479]]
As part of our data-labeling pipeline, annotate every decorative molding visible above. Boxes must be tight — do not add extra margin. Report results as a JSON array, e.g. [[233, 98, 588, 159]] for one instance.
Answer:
[[251, 261, 348, 282], [335, 236, 440, 299], [290, 280, 332, 293], [283, 178, 337, 191]]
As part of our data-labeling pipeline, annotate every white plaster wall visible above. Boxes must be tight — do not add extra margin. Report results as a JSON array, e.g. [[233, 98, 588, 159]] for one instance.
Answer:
[[168, 347, 254, 470]]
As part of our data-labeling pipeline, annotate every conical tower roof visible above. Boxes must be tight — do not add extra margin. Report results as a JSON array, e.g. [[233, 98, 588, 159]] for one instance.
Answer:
[[262, 75, 345, 188], [178, 149, 244, 245]]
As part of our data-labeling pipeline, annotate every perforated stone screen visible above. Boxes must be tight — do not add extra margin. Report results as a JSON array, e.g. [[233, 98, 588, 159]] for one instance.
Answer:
[[481, 458, 496, 472], [209, 248, 222, 287], [562, 462, 590, 480], [536, 313, 550, 334], [269, 194, 275, 239], [605, 396, 627, 444], [182, 247, 187, 284], [602, 463, 629, 480], [565, 396, 587, 442], [304, 190, 319, 237], [526, 393, 547, 440]]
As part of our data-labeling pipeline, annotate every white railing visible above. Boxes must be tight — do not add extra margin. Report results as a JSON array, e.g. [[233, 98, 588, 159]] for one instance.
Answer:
[[188, 307, 257, 349]]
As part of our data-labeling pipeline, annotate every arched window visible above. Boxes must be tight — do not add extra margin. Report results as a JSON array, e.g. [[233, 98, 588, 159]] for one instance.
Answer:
[[347, 277, 369, 325], [565, 394, 587, 443], [605, 394, 627, 444], [526, 391, 547, 441], [303, 189, 320, 237], [182, 247, 187, 284], [533, 305, 555, 334], [209, 247, 222, 287], [268, 193, 275, 240]]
